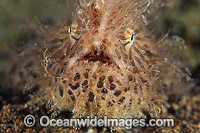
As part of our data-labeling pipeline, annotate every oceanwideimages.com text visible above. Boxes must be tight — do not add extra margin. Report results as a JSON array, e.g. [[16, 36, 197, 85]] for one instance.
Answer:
[[24, 115, 174, 129]]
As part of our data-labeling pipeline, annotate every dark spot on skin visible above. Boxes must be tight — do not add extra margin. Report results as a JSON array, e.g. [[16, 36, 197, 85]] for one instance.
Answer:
[[93, 73, 97, 79], [140, 77, 147, 83], [68, 90, 73, 95], [140, 86, 142, 91], [134, 86, 138, 94], [99, 76, 105, 81], [81, 80, 88, 92], [110, 84, 116, 90], [82, 80, 88, 86], [97, 103, 100, 108], [62, 80, 67, 84], [74, 73, 80, 81], [94, 21, 100, 26], [131, 60, 136, 67], [112, 100, 115, 103], [69, 83, 80, 90], [107, 101, 113, 107], [82, 85, 88, 92], [83, 73, 88, 79], [79, 40, 84, 44], [148, 104, 151, 108], [102, 38, 108, 44], [123, 105, 126, 109], [100, 45, 105, 51], [129, 99, 132, 105], [151, 98, 155, 101], [88, 92, 95, 102], [59, 86, 64, 97], [128, 75, 133, 81], [116, 80, 122, 86], [138, 98, 141, 105], [101, 97, 105, 100], [71, 96, 76, 101], [69, 83, 73, 88], [146, 82, 150, 90], [69, 83, 74, 90], [124, 87, 130, 92], [118, 97, 125, 104], [97, 80, 104, 88], [114, 90, 121, 96], [75, 83, 80, 89], [108, 76, 114, 83], [145, 49, 153, 57], [101, 88, 108, 93]]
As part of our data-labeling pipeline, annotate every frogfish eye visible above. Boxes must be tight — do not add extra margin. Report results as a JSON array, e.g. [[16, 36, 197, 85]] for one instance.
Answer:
[[68, 27, 72, 34], [68, 23, 79, 42], [131, 34, 135, 42], [123, 28, 135, 50]]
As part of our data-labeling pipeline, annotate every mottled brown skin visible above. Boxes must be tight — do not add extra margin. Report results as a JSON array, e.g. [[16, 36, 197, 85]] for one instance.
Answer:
[[4, 0, 190, 119], [25, 0, 162, 119]]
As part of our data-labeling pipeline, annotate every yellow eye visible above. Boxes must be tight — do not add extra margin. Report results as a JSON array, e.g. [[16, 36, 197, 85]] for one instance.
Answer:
[[68, 22, 78, 40], [125, 28, 135, 42], [131, 34, 135, 42], [68, 27, 72, 34], [68, 25, 77, 35], [124, 28, 135, 50]]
